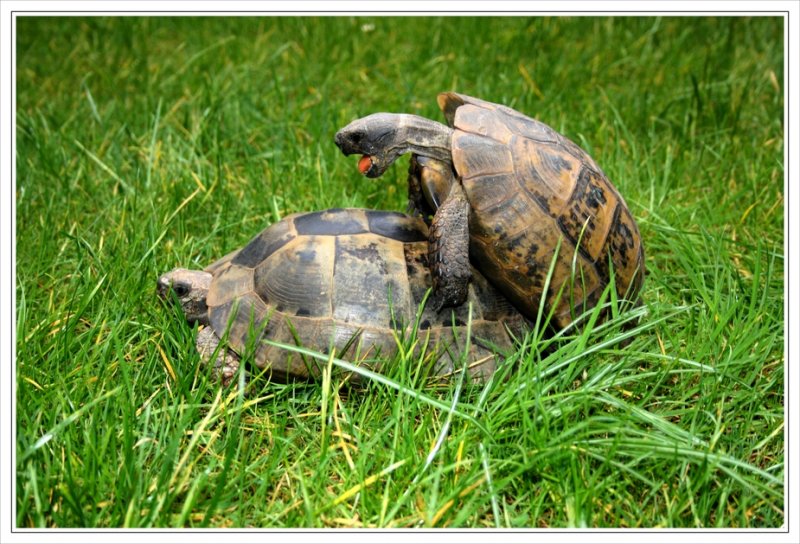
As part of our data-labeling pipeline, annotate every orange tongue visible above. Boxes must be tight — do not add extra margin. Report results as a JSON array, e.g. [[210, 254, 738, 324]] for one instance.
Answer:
[[358, 155, 373, 174]]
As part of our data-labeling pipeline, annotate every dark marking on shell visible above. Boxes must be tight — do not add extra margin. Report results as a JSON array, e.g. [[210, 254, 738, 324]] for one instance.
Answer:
[[567, 164, 592, 206], [505, 234, 525, 252], [232, 227, 294, 268], [294, 209, 368, 236], [331, 236, 404, 328], [617, 219, 635, 249], [585, 184, 607, 209], [336, 241, 387, 274], [555, 166, 622, 264], [296, 248, 317, 263], [403, 244, 433, 309], [515, 163, 554, 216], [543, 150, 574, 174], [557, 134, 603, 173], [595, 202, 640, 290], [366, 210, 428, 242]]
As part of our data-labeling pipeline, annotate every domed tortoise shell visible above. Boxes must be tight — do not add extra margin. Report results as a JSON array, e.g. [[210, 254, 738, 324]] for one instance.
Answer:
[[204, 208, 527, 382], [436, 92, 645, 327]]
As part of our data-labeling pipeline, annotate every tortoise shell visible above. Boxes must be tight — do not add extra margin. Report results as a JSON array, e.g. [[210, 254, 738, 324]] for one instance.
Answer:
[[204, 208, 526, 382], [437, 93, 645, 328]]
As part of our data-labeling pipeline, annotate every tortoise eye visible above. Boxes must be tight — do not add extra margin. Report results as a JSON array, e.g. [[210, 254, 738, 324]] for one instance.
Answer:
[[173, 283, 189, 297]]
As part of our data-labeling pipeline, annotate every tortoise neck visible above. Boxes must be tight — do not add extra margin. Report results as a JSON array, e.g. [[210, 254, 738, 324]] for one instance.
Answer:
[[395, 114, 454, 164]]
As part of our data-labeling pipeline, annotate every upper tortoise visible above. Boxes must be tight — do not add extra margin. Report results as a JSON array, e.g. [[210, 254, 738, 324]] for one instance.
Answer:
[[335, 92, 645, 329], [158, 208, 528, 385]]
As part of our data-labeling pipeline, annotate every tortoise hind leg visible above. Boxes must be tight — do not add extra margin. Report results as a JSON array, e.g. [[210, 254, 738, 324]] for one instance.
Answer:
[[428, 181, 471, 311]]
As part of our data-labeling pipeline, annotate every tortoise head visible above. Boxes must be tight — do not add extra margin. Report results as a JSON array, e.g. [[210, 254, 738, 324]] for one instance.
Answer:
[[335, 113, 453, 178], [334, 113, 406, 178], [157, 268, 212, 324]]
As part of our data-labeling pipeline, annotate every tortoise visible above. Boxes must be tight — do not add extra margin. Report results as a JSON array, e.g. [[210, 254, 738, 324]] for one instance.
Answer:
[[157, 208, 528, 386], [334, 92, 645, 329]]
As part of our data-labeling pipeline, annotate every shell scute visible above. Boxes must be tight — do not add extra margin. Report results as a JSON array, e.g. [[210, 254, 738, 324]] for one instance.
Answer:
[[253, 315, 334, 377], [467, 265, 524, 322], [452, 104, 514, 143], [206, 264, 254, 308], [331, 235, 412, 327], [470, 189, 543, 243], [232, 218, 296, 268], [511, 138, 581, 217], [451, 132, 514, 180], [253, 236, 334, 318], [461, 172, 517, 214], [557, 167, 620, 262]]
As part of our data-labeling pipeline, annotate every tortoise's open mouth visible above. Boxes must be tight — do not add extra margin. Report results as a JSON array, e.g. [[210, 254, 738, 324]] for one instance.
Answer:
[[358, 155, 374, 175]]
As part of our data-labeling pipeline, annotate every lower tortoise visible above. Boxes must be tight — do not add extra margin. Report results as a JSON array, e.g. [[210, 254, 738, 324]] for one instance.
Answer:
[[335, 92, 645, 329], [158, 208, 528, 385]]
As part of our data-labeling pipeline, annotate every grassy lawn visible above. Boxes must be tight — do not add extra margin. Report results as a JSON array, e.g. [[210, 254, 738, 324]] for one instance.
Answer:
[[14, 16, 784, 528]]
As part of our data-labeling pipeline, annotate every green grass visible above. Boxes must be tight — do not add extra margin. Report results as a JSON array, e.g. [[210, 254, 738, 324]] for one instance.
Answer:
[[15, 16, 784, 528]]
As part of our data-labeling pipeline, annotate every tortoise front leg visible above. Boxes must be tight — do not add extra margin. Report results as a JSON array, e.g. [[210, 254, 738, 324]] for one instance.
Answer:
[[428, 181, 471, 311], [196, 326, 247, 388]]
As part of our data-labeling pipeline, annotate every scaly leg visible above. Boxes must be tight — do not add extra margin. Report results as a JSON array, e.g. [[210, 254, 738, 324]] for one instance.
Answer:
[[428, 181, 471, 310], [196, 326, 247, 388]]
